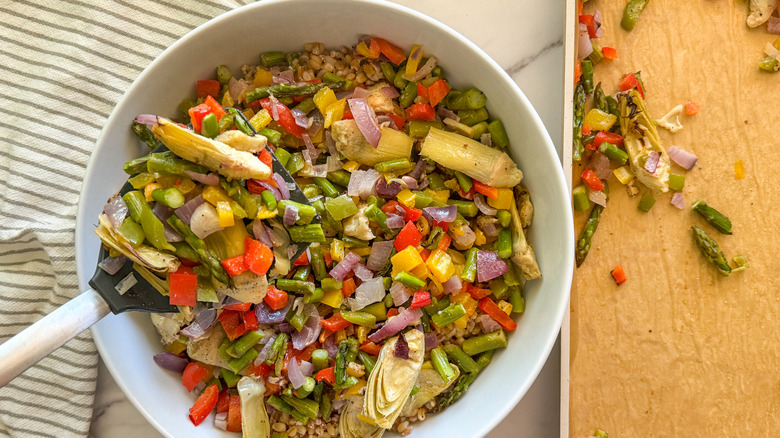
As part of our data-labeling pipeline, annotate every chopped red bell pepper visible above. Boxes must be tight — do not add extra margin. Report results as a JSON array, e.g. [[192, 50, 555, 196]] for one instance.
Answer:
[[216, 388, 230, 414], [410, 290, 431, 309], [264, 285, 288, 311], [244, 237, 273, 276], [219, 309, 247, 341], [574, 59, 582, 85], [419, 248, 431, 262], [478, 297, 517, 331], [258, 148, 274, 168], [466, 284, 492, 300], [197, 80, 221, 99], [169, 266, 197, 307], [684, 101, 700, 116], [593, 131, 624, 148], [386, 308, 400, 318], [578, 14, 598, 38], [360, 341, 382, 356], [342, 108, 354, 120], [226, 395, 242, 432], [611, 265, 627, 285], [221, 254, 247, 277], [243, 308, 259, 331], [314, 366, 336, 386], [402, 205, 422, 222], [437, 233, 452, 252], [257, 98, 305, 139], [473, 180, 498, 200], [381, 200, 402, 216], [247, 362, 272, 378], [222, 302, 252, 312], [182, 362, 209, 392], [602, 47, 618, 60], [416, 82, 429, 101], [342, 277, 356, 298], [293, 251, 309, 266], [427, 79, 450, 107], [394, 221, 422, 251], [581, 169, 604, 191], [320, 313, 352, 332], [582, 125, 592, 136], [617, 72, 644, 98], [406, 103, 435, 121], [371, 37, 407, 65], [189, 383, 219, 426], [367, 38, 381, 58], [189, 95, 228, 132], [388, 113, 406, 130], [457, 184, 476, 200]]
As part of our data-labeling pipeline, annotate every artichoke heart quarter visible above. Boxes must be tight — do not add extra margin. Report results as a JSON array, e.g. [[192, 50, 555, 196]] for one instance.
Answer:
[[151, 117, 271, 181], [401, 366, 460, 417], [618, 90, 670, 193], [236, 376, 271, 438], [362, 329, 424, 429], [339, 397, 385, 438]]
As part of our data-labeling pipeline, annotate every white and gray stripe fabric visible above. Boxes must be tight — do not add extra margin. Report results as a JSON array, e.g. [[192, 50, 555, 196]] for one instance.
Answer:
[[0, 1, 248, 436]]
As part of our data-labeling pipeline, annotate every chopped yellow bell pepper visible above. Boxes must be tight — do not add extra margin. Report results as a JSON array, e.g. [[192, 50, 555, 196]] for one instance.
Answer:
[[409, 263, 430, 281], [430, 190, 450, 205], [425, 249, 455, 283], [454, 314, 469, 329], [391, 246, 424, 274], [447, 249, 466, 265], [216, 201, 235, 227], [203, 185, 247, 218], [324, 99, 346, 129], [321, 288, 344, 308], [177, 178, 196, 194], [497, 300, 513, 315], [144, 182, 163, 202], [242, 108, 255, 120], [583, 108, 617, 131], [335, 329, 347, 344], [356, 41, 377, 59], [249, 108, 272, 131], [336, 379, 367, 400], [396, 189, 416, 208], [613, 166, 634, 185], [256, 205, 277, 219], [430, 277, 443, 294], [487, 188, 513, 210], [449, 224, 465, 236], [343, 160, 360, 173], [443, 178, 460, 192], [474, 227, 487, 246], [312, 128, 324, 144], [155, 174, 179, 188], [331, 239, 345, 262], [221, 91, 234, 108], [314, 87, 337, 115], [165, 340, 188, 355], [451, 292, 478, 316], [734, 160, 745, 180], [253, 68, 273, 87], [405, 45, 423, 77], [357, 413, 378, 425], [356, 326, 368, 344], [351, 247, 372, 257], [346, 363, 366, 378]]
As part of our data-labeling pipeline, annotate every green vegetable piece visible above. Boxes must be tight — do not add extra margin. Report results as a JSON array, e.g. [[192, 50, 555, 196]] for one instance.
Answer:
[[220, 368, 241, 388], [228, 330, 264, 358], [442, 344, 479, 373], [453, 171, 473, 193], [325, 194, 358, 221], [258, 128, 282, 145], [340, 311, 376, 327], [127, 172, 155, 189], [178, 98, 195, 124], [457, 107, 488, 126], [278, 200, 317, 225], [280, 395, 320, 420], [274, 147, 291, 168], [124, 155, 152, 176], [123, 191, 175, 252], [470, 121, 489, 140], [638, 194, 656, 212], [294, 96, 316, 114], [276, 278, 316, 295], [489, 278, 510, 300], [218, 114, 235, 133], [461, 330, 508, 356], [117, 218, 145, 247], [303, 287, 324, 305], [431, 302, 467, 328], [509, 286, 525, 313], [332, 376, 359, 391], [335, 338, 359, 384], [593, 83, 607, 113], [576, 204, 604, 267], [496, 228, 512, 259], [132, 122, 161, 150], [267, 395, 293, 414], [320, 393, 333, 421], [598, 142, 628, 164], [573, 185, 592, 211], [407, 120, 443, 138], [447, 88, 486, 110], [288, 224, 326, 243], [580, 59, 594, 94], [399, 81, 417, 108], [588, 42, 604, 66], [431, 347, 457, 382], [358, 350, 377, 375], [312, 349, 329, 371], [487, 120, 510, 149], [326, 170, 351, 188], [265, 333, 289, 365], [668, 173, 686, 191], [151, 187, 185, 209], [475, 350, 494, 371], [200, 113, 219, 138], [379, 62, 396, 82], [216, 64, 232, 84], [621, 0, 650, 31], [295, 377, 316, 399], [362, 302, 387, 322], [364, 203, 395, 235], [375, 158, 412, 173], [447, 200, 478, 217], [594, 429, 609, 438], [502, 263, 521, 287], [460, 247, 478, 282], [313, 177, 339, 198], [228, 348, 259, 374], [394, 271, 426, 289], [259, 51, 286, 67], [692, 200, 732, 235], [321, 277, 343, 291], [168, 214, 229, 283], [343, 236, 368, 248], [692, 225, 731, 276], [572, 83, 587, 162], [732, 255, 749, 272]]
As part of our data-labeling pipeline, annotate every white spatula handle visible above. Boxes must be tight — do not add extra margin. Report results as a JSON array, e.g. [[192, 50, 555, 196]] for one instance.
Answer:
[[0, 288, 110, 387]]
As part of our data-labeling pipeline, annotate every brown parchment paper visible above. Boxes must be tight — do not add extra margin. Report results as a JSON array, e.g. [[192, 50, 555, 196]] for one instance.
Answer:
[[569, 1, 780, 436]]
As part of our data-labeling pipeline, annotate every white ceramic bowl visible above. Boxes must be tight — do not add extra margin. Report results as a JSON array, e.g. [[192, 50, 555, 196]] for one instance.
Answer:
[[75, 1, 573, 436]]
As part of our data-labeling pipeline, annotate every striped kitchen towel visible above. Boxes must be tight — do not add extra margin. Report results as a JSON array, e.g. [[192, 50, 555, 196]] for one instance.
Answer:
[[0, 1, 249, 436]]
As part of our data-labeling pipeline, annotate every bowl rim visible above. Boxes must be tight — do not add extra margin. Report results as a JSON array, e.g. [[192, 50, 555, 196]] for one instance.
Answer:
[[76, 0, 573, 436]]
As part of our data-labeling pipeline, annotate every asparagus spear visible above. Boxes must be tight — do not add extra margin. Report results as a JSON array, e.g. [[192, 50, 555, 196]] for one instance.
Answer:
[[580, 60, 594, 94], [123, 155, 152, 175], [575, 204, 604, 267], [147, 152, 210, 177], [132, 121, 162, 149], [691, 225, 731, 276], [167, 213, 230, 284], [572, 82, 587, 162], [432, 372, 479, 413], [692, 200, 732, 235], [593, 83, 607, 113], [245, 82, 344, 103]]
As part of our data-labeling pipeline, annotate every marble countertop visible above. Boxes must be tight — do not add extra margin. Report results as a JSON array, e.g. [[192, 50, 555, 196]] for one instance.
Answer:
[[89, 0, 565, 436]]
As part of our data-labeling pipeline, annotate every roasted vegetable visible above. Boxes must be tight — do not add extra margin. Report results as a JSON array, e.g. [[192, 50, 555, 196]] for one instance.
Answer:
[[400, 365, 459, 417], [237, 376, 271, 438], [509, 195, 540, 279], [331, 120, 414, 167], [618, 89, 670, 193], [692, 225, 732, 276], [339, 397, 385, 438], [94, 214, 180, 273]]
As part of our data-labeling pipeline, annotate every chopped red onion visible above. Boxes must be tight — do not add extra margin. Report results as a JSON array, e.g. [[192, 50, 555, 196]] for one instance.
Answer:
[[769, 16, 780, 34], [367, 240, 394, 271], [375, 177, 403, 198], [287, 353, 306, 389], [380, 86, 400, 99], [671, 192, 685, 209], [436, 107, 459, 123], [174, 195, 205, 225], [184, 170, 219, 186], [394, 334, 409, 359], [283, 203, 299, 226], [252, 220, 274, 248], [587, 151, 612, 180], [103, 195, 129, 229], [386, 214, 405, 229], [134, 114, 158, 125], [115, 272, 137, 295], [348, 97, 382, 147], [253, 178, 282, 201], [476, 251, 509, 283], [401, 176, 418, 190], [403, 56, 438, 82], [389, 281, 412, 306], [214, 412, 228, 431], [480, 133, 493, 146], [190, 202, 223, 239], [292, 304, 321, 350], [181, 308, 217, 340], [352, 262, 374, 281], [255, 334, 277, 363], [348, 277, 385, 311], [153, 352, 188, 373], [228, 77, 250, 102], [330, 252, 361, 281], [326, 131, 339, 157], [588, 189, 607, 208], [474, 194, 497, 216], [307, 164, 328, 178], [644, 151, 660, 174], [302, 133, 320, 162], [442, 275, 462, 294], [667, 146, 698, 170], [292, 108, 310, 129], [152, 203, 183, 243], [298, 360, 314, 377], [424, 332, 439, 351], [98, 255, 127, 275], [422, 205, 457, 224], [376, 115, 398, 130], [307, 111, 324, 138], [326, 156, 343, 172], [578, 24, 593, 59], [323, 334, 338, 358], [368, 309, 422, 342], [348, 169, 381, 199], [269, 95, 280, 120], [271, 173, 290, 200], [256, 300, 293, 324], [479, 314, 502, 333], [409, 159, 427, 180]]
